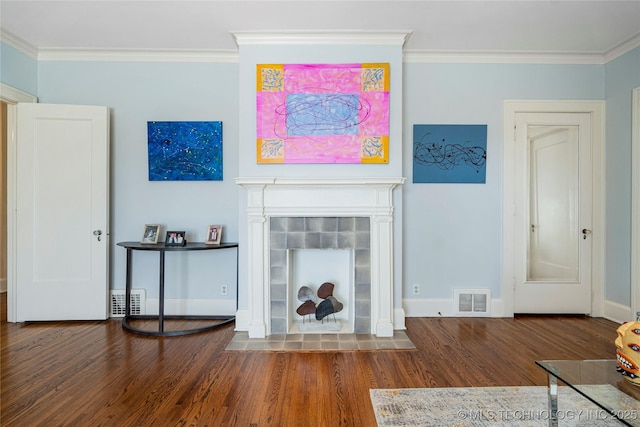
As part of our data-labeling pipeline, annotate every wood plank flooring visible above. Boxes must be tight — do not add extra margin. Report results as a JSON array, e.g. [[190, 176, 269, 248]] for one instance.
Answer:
[[1, 293, 620, 426]]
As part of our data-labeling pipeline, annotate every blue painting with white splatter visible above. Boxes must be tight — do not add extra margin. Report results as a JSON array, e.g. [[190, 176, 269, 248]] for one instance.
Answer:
[[147, 121, 223, 181]]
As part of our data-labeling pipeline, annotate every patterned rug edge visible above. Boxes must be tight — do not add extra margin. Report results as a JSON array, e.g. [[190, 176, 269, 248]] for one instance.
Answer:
[[370, 385, 635, 426]]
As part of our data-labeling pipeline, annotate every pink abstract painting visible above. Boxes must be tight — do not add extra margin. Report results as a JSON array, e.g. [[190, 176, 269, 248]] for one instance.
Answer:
[[256, 63, 390, 164]]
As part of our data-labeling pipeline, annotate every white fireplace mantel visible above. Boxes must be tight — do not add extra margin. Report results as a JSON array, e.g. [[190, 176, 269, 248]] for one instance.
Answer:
[[236, 177, 405, 338]]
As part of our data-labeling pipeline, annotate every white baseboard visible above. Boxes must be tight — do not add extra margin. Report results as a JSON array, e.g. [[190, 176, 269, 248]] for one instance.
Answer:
[[226, 310, 266, 337], [404, 298, 452, 317], [145, 298, 236, 317], [403, 297, 504, 317], [394, 307, 406, 330], [234, 309, 250, 331], [603, 299, 629, 324], [405, 297, 624, 321]]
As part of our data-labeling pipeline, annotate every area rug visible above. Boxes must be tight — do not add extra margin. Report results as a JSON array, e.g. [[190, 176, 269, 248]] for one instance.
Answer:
[[370, 386, 640, 426]]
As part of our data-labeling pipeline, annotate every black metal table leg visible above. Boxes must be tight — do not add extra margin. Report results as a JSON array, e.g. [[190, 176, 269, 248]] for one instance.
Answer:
[[125, 248, 132, 316], [158, 250, 165, 333]]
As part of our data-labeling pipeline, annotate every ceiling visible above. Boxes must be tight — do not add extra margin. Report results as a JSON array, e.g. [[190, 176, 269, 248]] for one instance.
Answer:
[[1, 1, 639, 57]]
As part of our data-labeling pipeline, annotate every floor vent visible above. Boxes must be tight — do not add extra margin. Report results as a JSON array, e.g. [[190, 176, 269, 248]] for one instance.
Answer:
[[110, 289, 146, 317], [454, 289, 491, 317]]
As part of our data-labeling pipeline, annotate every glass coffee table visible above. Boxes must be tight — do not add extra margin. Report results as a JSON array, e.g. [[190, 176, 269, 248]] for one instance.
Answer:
[[536, 360, 640, 426]]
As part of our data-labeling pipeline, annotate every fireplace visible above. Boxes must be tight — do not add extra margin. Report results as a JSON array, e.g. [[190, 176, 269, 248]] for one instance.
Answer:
[[236, 177, 405, 338]]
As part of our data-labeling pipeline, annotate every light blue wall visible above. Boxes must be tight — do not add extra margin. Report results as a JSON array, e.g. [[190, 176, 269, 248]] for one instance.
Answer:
[[4, 40, 639, 315], [37, 60, 240, 302], [402, 62, 605, 300], [604, 47, 640, 304], [0, 42, 37, 95]]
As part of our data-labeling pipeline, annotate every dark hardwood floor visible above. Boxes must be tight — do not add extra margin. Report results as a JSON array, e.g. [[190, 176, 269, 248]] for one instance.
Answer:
[[1, 293, 620, 426]]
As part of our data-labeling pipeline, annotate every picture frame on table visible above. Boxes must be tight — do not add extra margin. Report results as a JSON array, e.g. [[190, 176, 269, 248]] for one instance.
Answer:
[[141, 224, 160, 244], [205, 225, 222, 245], [165, 230, 186, 246]]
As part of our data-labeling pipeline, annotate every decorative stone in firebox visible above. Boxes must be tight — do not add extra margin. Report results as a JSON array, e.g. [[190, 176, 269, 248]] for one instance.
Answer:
[[296, 282, 345, 332], [269, 217, 371, 335]]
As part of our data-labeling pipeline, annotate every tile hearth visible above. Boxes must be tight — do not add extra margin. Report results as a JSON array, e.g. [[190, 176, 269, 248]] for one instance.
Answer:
[[225, 331, 416, 352]]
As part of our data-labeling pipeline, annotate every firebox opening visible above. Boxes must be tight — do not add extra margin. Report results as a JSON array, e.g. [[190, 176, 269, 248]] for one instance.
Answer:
[[288, 249, 354, 334]]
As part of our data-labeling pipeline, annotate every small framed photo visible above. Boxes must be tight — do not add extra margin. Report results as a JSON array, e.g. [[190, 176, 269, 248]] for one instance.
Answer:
[[141, 224, 160, 244], [206, 225, 222, 245], [165, 230, 186, 246]]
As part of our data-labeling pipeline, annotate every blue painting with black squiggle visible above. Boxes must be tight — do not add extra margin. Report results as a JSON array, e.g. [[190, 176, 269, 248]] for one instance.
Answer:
[[413, 124, 487, 183], [147, 121, 223, 181]]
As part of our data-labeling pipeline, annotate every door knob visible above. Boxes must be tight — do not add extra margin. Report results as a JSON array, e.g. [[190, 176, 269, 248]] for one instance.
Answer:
[[582, 228, 592, 239], [93, 230, 102, 241]]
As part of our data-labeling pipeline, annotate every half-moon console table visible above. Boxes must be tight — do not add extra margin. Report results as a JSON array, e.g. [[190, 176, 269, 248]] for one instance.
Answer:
[[117, 241, 238, 337]]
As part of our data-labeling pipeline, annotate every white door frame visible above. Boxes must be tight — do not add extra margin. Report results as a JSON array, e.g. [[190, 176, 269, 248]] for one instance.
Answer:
[[502, 100, 605, 317], [631, 87, 640, 318], [0, 83, 37, 322]]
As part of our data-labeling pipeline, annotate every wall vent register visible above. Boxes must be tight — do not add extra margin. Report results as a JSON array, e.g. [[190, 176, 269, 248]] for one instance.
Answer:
[[110, 289, 146, 317], [454, 289, 490, 317]]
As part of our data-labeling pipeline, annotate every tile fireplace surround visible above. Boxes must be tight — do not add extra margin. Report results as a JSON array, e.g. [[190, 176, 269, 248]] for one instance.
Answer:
[[236, 177, 405, 339], [269, 216, 370, 335]]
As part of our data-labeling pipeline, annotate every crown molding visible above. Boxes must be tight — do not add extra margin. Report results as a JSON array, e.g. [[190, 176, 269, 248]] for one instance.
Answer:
[[404, 50, 606, 65], [604, 32, 640, 63], [0, 30, 38, 59], [0, 83, 37, 103], [37, 48, 239, 63], [2, 28, 637, 65], [231, 30, 412, 47]]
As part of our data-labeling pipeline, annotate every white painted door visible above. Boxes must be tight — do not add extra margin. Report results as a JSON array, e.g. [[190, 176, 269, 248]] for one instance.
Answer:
[[16, 103, 109, 321], [513, 112, 592, 313]]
